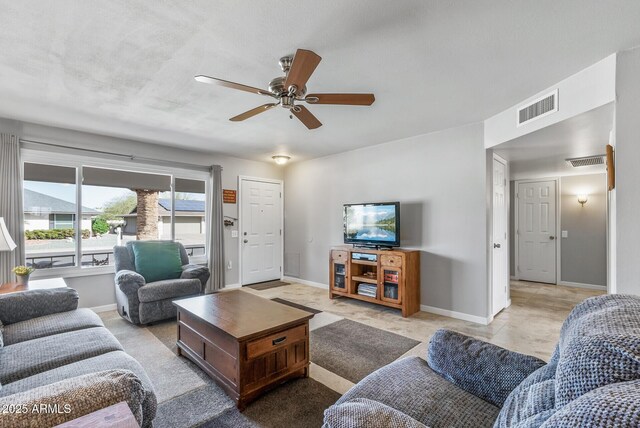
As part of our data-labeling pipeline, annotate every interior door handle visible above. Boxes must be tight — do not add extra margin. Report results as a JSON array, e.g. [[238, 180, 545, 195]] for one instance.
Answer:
[[493, 243, 501, 248], [549, 236, 555, 240], [243, 239, 248, 243]]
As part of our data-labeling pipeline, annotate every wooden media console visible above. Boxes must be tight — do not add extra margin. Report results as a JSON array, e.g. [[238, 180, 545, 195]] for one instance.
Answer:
[[329, 246, 420, 317]]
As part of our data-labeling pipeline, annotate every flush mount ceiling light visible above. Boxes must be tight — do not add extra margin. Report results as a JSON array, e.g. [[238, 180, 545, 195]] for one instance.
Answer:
[[272, 155, 291, 165]]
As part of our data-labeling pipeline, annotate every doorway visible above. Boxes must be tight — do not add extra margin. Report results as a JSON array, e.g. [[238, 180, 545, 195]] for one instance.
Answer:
[[515, 179, 558, 284], [238, 176, 283, 286]]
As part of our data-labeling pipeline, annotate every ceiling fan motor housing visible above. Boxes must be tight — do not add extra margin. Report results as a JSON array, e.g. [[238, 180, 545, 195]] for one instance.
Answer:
[[268, 76, 307, 98]]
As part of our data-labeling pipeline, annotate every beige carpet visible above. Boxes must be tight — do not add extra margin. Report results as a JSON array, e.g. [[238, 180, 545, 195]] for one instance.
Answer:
[[99, 311, 206, 403]]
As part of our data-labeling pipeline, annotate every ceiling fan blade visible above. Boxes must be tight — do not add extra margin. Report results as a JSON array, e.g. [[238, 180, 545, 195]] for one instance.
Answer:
[[283, 49, 321, 95], [195, 75, 273, 97], [292, 105, 322, 129], [230, 103, 278, 122], [305, 93, 375, 106]]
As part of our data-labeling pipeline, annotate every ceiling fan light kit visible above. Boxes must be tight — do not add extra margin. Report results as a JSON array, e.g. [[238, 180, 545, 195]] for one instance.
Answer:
[[195, 49, 375, 130]]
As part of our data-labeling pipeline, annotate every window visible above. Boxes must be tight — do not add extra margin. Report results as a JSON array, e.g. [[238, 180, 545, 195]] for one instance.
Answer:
[[22, 157, 208, 273], [172, 178, 206, 258], [23, 163, 78, 269], [52, 214, 75, 229], [81, 166, 172, 268]]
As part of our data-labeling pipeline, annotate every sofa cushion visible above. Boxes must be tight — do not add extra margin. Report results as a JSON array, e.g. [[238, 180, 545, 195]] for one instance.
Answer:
[[131, 241, 183, 283], [2, 308, 104, 346], [493, 361, 558, 428], [137, 278, 201, 303], [0, 351, 157, 427], [0, 370, 146, 428], [324, 398, 428, 428], [554, 294, 640, 407], [0, 327, 123, 384], [540, 379, 640, 427], [336, 356, 499, 427], [0, 287, 79, 325], [428, 329, 546, 407]]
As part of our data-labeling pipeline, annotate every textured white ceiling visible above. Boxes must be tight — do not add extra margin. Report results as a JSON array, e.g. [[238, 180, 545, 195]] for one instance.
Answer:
[[0, 1, 639, 162], [494, 103, 614, 179]]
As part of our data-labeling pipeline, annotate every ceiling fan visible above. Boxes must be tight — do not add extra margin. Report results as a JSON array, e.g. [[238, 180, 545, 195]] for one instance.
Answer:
[[195, 49, 375, 130]]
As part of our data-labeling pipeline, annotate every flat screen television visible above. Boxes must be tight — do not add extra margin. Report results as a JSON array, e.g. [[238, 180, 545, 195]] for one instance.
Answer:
[[343, 202, 400, 247]]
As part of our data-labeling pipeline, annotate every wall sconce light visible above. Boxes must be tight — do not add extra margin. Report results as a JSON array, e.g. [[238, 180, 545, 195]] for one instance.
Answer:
[[272, 155, 291, 165], [577, 194, 588, 207]]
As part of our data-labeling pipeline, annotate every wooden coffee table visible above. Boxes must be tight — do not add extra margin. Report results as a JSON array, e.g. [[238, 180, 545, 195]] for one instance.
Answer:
[[173, 290, 314, 410]]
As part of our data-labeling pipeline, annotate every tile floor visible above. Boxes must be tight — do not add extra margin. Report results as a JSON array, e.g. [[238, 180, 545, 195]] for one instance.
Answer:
[[243, 280, 605, 394]]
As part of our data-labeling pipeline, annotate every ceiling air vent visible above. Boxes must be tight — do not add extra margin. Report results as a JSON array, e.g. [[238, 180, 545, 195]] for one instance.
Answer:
[[517, 89, 558, 126], [566, 155, 605, 168]]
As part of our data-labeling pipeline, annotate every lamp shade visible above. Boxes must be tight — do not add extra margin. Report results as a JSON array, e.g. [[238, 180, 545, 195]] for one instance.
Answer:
[[0, 217, 17, 252]]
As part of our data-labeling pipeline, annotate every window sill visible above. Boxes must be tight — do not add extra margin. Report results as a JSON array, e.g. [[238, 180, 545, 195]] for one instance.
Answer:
[[32, 265, 116, 280], [31, 259, 208, 280]]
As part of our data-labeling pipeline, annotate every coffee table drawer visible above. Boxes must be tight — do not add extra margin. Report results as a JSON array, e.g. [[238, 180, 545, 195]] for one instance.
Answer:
[[246, 324, 307, 360]]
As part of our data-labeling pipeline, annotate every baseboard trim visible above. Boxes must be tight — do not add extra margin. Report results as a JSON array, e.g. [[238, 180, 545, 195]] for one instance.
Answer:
[[510, 275, 519, 280], [558, 281, 606, 291], [506, 298, 512, 308], [282, 276, 329, 289], [420, 304, 491, 325], [224, 283, 241, 289], [90, 303, 117, 313]]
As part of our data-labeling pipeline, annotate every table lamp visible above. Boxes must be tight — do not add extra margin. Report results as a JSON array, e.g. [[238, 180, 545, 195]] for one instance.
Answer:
[[0, 217, 17, 252]]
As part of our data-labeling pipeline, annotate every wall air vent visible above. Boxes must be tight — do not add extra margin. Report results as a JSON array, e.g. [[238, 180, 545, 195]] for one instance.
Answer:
[[517, 89, 558, 126], [565, 155, 605, 168]]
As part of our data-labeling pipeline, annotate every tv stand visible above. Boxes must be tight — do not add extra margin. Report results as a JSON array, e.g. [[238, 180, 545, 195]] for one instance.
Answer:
[[329, 246, 420, 317]]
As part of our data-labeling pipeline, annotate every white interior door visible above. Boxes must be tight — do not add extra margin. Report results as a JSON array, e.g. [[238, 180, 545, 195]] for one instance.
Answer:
[[241, 179, 282, 285], [492, 158, 508, 315], [517, 180, 557, 284]]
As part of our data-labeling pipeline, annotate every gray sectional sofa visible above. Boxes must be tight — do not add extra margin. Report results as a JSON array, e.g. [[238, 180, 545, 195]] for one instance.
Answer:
[[324, 294, 640, 428], [0, 287, 156, 427]]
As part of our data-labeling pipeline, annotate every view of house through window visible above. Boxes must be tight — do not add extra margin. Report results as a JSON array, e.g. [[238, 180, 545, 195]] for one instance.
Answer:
[[23, 162, 207, 270], [172, 178, 207, 258], [24, 163, 81, 268]]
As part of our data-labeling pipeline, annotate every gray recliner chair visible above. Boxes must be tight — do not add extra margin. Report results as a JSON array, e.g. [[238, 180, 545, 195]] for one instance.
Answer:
[[113, 241, 210, 325]]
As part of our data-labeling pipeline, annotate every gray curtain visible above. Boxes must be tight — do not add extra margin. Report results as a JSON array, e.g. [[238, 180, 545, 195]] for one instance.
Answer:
[[0, 134, 25, 283], [206, 165, 225, 293]]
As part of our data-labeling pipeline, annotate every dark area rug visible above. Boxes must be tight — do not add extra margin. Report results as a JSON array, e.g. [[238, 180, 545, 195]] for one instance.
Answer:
[[310, 319, 420, 383], [271, 297, 322, 314], [141, 318, 338, 427], [245, 280, 290, 290], [201, 377, 340, 428]]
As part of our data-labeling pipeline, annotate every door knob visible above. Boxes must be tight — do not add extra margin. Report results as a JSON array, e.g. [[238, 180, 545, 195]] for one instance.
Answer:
[[243, 239, 248, 243], [549, 236, 555, 240], [493, 243, 501, 248]]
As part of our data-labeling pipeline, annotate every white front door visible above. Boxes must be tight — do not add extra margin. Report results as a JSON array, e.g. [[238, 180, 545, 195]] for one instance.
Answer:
[[241, 179, 282, 285], [517, 180, 557, 284], [492, 158, 508, 315]]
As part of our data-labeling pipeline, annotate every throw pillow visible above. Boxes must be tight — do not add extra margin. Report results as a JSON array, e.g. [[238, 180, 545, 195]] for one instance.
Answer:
[[131, 241, 183, 283]]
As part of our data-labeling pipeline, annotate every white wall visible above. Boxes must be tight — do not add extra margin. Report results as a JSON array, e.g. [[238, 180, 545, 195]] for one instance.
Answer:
[[485, 54, 616, 148], [283, 123, 490, 321], [614, 47, 640, 295], [0, 118, 283, 307], [24, 213, 48, 230]]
